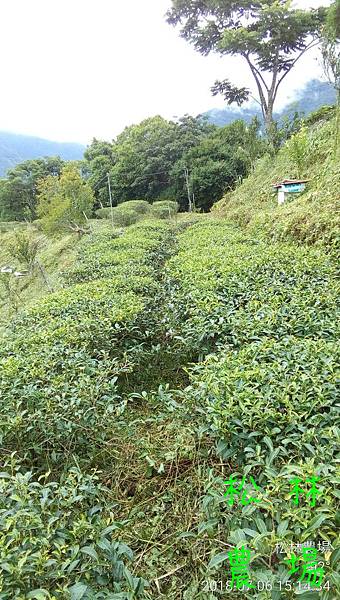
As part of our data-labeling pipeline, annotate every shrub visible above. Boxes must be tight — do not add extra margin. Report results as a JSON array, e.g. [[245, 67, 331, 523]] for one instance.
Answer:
[[37, 165, 94, 236], [119, 200, 151, 214], [96, 202, 150, 223], [0, 285, 145, 462], [160, 219, 339, 591], [0, 456, 148, 598], [0, 221, 170, 465], [153, 200, 178, 211], [95, 207, 112, 219], [284, 124, 309, 178], [188, 336, 338, 465], [305, 105, 336, 125], [7, 230, 43, 271], [150, 200, 179, 219], [66, 221, 168, 284], [1, 212, 338, 596], [32, 218, 44, 231], [166, 220, 338, 356], [111, 206, 140, 227]]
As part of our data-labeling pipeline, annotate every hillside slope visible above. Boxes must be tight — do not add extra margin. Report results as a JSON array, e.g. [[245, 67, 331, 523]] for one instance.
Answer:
[[0, 223, 85, 329], [0, 131, 85, 176], [212, 109, 340, 246]]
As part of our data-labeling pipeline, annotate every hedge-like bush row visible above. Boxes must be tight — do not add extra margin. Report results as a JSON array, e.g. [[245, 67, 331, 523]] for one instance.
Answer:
[[0, 220, 170, 465], [0, 219, 176, 598], [65, 220, 169, 284], [95, 199, 179, 225], [167, 220, 338, 354], [150, 200, 179, 219], [164, 219, 339, 591], [1, 215, 338, 597]]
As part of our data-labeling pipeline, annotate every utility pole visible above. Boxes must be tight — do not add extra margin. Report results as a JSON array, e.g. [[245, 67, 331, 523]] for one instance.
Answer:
[[107, 172, 114, 230], [184, 167, 192, 212], [192, 192, 196, 212]]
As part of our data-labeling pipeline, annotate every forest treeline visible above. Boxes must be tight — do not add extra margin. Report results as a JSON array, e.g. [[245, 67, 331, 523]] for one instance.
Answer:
[[0, 0, 338, 224], [0, 105, 332, 224], [0, 115, 268, 221]]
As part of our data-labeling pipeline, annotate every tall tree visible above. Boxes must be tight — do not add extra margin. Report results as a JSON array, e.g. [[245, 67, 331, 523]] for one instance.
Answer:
[[321, 1, 339, 94], [109, 115, 213, 203], [167, 1, 326, 142], [0, 157, 64, 221], [83, 139, 115, 208], [37, 164, 94, 235], [170, 118, 264, 210], [321, 0, 340, 153]]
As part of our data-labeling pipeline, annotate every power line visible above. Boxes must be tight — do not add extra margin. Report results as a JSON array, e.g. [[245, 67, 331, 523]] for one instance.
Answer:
[[89, 169, 171, 190], [89, 174, 109, 191]]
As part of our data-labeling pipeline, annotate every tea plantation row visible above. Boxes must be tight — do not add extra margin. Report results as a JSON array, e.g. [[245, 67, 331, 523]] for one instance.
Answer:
[[0, 219, 177, 599], [162, 220, 339, 598], [0, 217, 338, 599]]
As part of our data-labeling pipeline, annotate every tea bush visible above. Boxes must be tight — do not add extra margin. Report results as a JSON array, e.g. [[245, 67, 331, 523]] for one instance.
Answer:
[[96, 201, 151, 221], [65, 220, 169, 284], [0, 455, 147, 599], [166, 220, 339, 356], [188, 336, 338, 467], [110, 207, 140, 227], [119, 200, 151, 214], [1, 213, 338, 598], [162, 219, 339, 597], [183, 338, 339, 596], [0, 220, 171, 466], [150, 201, 178, 219], [95, 207, 112, 219], [0, 218, 178, 599]]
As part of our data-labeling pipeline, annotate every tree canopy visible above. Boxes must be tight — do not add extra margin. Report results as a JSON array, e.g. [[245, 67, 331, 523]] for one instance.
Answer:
[[1, 116, 265, 220], [0, 157, 65, 221], [170, 117, 264, 210], [83, 139, 115, 209], [321, 1, 340, 95], [83, 114, 263, 211], [167, 1, 326, 141], [37, 164, 94, 235]]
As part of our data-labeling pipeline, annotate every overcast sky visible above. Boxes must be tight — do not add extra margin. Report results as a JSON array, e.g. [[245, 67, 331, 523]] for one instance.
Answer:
[[0, 0, 330, 144]]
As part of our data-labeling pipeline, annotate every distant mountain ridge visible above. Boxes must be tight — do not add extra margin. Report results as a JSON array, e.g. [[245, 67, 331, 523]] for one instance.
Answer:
[[0, 131, 85, 176], [204, 79, 337, 127]]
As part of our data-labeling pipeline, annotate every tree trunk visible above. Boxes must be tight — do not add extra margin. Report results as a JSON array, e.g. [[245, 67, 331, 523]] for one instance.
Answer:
[[265, 97, 275, 149]]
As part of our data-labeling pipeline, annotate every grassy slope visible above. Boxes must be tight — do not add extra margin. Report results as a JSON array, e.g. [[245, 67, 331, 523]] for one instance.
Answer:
[[212, 113, 340, 247], [0, 224, 79, 328], [0, 220, 123, 329]]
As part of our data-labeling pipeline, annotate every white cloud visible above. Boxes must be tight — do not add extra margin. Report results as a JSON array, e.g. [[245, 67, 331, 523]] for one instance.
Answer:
[[0, 0, 329, 144]]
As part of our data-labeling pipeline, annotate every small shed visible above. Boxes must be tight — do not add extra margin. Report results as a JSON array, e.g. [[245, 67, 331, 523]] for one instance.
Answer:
[[272, 179, 309, 205]]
